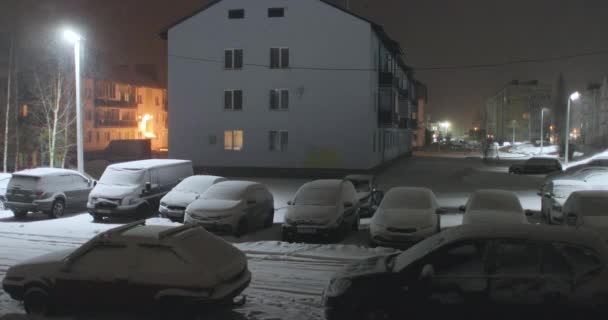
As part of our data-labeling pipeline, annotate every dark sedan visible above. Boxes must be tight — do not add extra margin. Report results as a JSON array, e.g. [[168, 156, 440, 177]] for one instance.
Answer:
[[509, 157, 562, 175]]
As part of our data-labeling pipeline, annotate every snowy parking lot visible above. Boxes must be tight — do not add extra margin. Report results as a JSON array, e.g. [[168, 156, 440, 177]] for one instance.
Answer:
[[0, 156, 546, 318]]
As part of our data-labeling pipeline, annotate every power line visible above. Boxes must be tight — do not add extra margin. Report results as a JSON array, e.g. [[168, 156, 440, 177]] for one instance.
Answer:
[[168, 48, 608, 72]]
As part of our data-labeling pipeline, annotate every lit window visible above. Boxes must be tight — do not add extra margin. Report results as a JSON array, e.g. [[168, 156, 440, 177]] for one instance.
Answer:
[[268, 8, 285, 17], [269, 131, 288, 151], [224, 49, 243, 69], [224, 130, 243, 151], [228, 9, 244, 19], [270, 89, 289, 110], [270, 48, 289, 68], [224, 90, 243, 110]]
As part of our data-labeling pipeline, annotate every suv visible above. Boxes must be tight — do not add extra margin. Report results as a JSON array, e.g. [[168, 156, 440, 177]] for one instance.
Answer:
[[324, 224, 608, 319], [5, 168, 94, 219], [2, 221, 251, 316]]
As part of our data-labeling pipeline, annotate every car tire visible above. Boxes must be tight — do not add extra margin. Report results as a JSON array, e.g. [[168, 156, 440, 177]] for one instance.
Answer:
[[48, 199, 65, 219], [235, 218, 248, 237], [263, 208, 274, 228], [23, 286, 52, 316], [13, 210, 27, 219]]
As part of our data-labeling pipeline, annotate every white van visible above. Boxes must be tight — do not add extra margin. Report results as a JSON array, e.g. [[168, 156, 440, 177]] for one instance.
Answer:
[[87, 159, 193, 221]]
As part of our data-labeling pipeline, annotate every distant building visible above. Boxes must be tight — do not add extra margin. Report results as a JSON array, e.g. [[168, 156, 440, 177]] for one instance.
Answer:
[[83, 74, 168, 152], [413, 81, 427, 147], [485, 80, 551, 142], [161, 0, 420, 170], [570, 77, 608, 147]]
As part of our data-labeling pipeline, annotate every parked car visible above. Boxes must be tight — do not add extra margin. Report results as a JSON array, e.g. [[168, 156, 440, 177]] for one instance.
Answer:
[[344, 174, 381, 217], [282, 179, 360, 242], [561, 190, 608, 240], [0, 173, 12, 210], [541, 171, 608, 224], [5, 168, 94, 219], [540, 166, 608, 195], [2, 220, 251, 316], [509, 157, 562, 175], [159, 175, 227, 222], [369, 187, 443, 248], [461, 189, 528, 225], [323, 223, 608, 320], [184, 181, 274, 236], [88, 159, 193, 222]]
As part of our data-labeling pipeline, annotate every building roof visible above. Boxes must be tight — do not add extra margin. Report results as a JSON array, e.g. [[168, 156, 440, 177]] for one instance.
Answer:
[[158, 0, 408, 58], [108, 159, 191, 170], [14, 168, 80, 177]]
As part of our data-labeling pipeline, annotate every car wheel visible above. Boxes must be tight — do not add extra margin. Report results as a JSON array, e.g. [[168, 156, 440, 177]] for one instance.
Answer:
[[49, 199, 65, 219], [235, 218, 248, 237], [13, 210, 27, 219], [23, 286, 52, 316], [263, 208, 274, 228]]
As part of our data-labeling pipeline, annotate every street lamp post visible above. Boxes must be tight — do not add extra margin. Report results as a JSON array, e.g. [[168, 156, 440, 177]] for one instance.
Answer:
[[63, 30, 84, 174], [564, 92, 580, 165]]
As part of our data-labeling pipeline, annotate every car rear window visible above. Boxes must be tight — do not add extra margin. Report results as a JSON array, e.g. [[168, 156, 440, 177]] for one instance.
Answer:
[[202, 185, 244, 200], [579, 196, 608, 217], [468, 193, 522, 212], [8, 175, 40, 190], [295, 187, 339, 206]]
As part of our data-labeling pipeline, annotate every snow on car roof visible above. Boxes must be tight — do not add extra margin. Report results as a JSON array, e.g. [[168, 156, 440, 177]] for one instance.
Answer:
[[108, 159, 191, 170], [467, 189, 522, 212], [304, 179, 344, 189], [121, 225, 173, 239], [205, 180, 259, 193], [344, 174, 373, 181], [14, 167, 80, 177], [183, 175, 225, 183]]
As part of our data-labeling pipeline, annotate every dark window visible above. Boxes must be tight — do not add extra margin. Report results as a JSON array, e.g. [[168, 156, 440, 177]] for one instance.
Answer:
[[270, 48, 280, 68], [562, 245, 601, 275], [270, 90, 279, 109], [270, 48, 289, 68], [234, 49, 243, 69], [268, 7, 285, 17], [228, 9, 244, 19], [280, 89, 289, 109], [280, 48, 289, 68], [432, 241, 487, 275], [224, 91, 233, 109], [269, 131, 288, 151], [233, 90, 243, 110], [541, 245, 572, 276], [488, 241, 539, 275], [224, 50, 233, 69], [225, 49, 243, 69]]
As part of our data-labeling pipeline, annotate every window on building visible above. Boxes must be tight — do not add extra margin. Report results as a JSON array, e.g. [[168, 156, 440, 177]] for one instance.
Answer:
[[137, 95, 143, 104], [155, 96, 160, 106], [268, 7, 285, 17], [224, 90, 243, 110], [228, 9, 244, 19], [270, 48, 289, 68], [105, 132, 111, 142], [87, 131, 92, 143], [224, 49, 243, 69], [224, 130, 243, 151], [270, 89, 289, 110], [85, 88, 92, 99], [96, 132, 100, 143], [269, 131, 288, 151]]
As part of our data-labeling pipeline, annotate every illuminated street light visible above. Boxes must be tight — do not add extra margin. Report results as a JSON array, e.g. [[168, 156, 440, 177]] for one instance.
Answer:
[[63, 28, 85, 174], [564, 91, 580, 164]]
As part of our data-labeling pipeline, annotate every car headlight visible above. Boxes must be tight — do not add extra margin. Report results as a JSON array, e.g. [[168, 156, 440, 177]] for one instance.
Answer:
[[326, 278, 352, 297], [160, 202, 167, 207]]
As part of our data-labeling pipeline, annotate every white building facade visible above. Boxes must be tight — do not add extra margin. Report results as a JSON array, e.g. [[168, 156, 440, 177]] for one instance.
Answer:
[[163, 0, 418, 170]]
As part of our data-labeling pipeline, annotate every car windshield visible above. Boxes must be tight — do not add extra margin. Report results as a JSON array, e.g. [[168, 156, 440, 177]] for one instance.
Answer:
[[468, 193, 522, 212], [381, 191, 432, 210], [174, 177, 216, 193], [98, 168, 145, 186], [202, 185, 244, 200], [348, 180, 371, 192], [8, 175, 39, 190], [295, 187, 338, 206]]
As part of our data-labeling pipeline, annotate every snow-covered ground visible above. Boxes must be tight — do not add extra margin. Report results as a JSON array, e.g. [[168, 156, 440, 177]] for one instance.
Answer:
[[0, 156, 546, 318]]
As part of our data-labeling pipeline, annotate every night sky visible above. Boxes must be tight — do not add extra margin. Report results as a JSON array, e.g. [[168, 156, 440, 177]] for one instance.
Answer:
[[4, 0, 608, 134]]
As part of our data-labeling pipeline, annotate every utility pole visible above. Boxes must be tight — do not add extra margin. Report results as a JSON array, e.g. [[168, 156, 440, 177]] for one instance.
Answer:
[[3, 33, 14, 172]]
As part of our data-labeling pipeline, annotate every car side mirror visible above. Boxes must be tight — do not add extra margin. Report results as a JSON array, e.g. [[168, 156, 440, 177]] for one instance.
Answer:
[[436, 208, 447, 215], [420, 264, 435, 281], [525, 210, 534, 217], [287, 200, 293, 206], [458, 205, 466, 212], [344, 201, 353, 208]]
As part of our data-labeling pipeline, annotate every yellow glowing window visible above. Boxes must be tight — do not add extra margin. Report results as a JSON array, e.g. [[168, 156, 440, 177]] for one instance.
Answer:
[[224, 130, 243, 151]]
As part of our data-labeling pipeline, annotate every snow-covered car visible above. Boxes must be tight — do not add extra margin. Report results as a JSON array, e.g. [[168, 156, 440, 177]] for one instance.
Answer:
[[461, 189, 528, 225], [369, 187, 443, 247], [184, 181, 274, 236], [344, 174, 381, 217], [5, 168, 94, 219], [88, 159, 193, 222], [282, 179, 360, 242], [509, 157, 562, 175], [323, 224, 608, 319], [541, 171, 608, 224], [0, 172, 12, 210], [1, 221, 251, 316], [540, 166, 608, 196], [562, 190, 608, 240], [159, 175, 227, 222]]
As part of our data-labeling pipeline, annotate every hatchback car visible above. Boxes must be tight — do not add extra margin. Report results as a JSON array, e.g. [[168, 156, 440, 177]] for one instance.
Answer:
[[5, 168, 94, 219], [2, 220, 251, 316], [184, 181, 274, 236], [323, 224, 608, 320], [462, 189, 528, 225], [562, 190, 608, 240], [509, 157, 562, 175], [159, 175, 227, 222], [369, 187, 443, 247], [282, 179, 360, 242]]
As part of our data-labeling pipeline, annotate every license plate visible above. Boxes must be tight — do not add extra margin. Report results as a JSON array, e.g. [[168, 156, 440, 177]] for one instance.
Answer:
[[297, 227, 317, 234], [96, 209, 111, 214]]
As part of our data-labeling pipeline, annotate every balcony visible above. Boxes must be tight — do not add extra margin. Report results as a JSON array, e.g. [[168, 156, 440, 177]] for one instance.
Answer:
[[94, 96, 137, 108], [95, 118, 138, 128]]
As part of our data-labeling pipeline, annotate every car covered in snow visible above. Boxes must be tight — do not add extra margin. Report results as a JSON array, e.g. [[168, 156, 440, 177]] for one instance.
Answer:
[[88, 159, 193, 222], [2, 220, 251, 316], [184, 181, 274, 236], [282, 179, 360, 242], [323, 224, 608, 319], [344, 174, 381, 217], [541, 171, 608, 224], [508, 157, 562, 175], [159, 175, 227, 222], [461, 189, 528, 225], [0, 172, 12, 210], [540, 166, 608, 197], [562, 190, 608, 240], [5, 168, 94, 219], [369, 187, 443, 247]]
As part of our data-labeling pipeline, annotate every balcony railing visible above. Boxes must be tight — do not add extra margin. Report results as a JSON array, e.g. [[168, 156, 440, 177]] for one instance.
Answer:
[[94, 96, 137, 108], [95, 118, 138, 128]]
